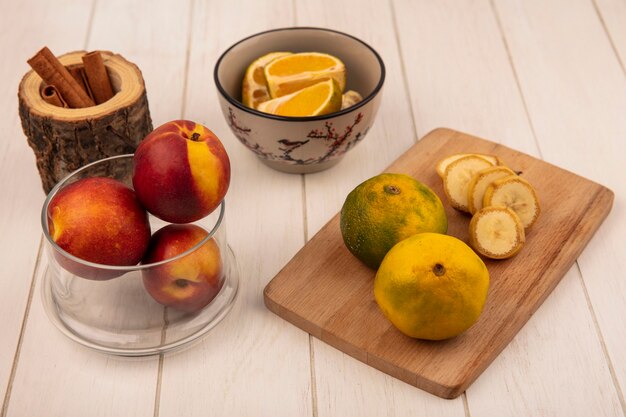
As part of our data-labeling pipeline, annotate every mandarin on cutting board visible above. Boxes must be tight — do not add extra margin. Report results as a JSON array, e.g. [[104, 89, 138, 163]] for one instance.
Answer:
[[340, 173, 447, 269], [374, 233, 490, 340]]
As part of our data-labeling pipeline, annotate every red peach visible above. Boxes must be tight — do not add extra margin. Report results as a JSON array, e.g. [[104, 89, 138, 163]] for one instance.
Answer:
[[47, 177, 151, 280], [142, 224, 224, 313], [132, 120, 230, 223]]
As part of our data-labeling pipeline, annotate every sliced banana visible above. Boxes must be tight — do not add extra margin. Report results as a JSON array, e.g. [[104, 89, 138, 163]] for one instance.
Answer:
[[483, 176, 540, 228], [341, 90, 363, 109], [467, 166, 517, 214], [469, 206, 525, 259], [436, 153, 501, 178], [443, 155, 494, 212]]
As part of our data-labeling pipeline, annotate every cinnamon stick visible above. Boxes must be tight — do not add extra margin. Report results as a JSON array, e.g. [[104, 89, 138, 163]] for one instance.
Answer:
[[27, 47, 95, 108], [82, 51, 114, 104], [69, 66, 95, 102], [41, 85, 68, 108]]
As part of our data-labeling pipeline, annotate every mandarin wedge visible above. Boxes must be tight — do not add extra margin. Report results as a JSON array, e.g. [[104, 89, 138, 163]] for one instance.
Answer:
[[257, 79, 342, 117], [264, 52, 346, 98], [241, 51, 292, 109]]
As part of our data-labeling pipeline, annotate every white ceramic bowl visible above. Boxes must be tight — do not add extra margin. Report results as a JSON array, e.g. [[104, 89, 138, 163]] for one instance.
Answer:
[[214, 27, 385, 174]]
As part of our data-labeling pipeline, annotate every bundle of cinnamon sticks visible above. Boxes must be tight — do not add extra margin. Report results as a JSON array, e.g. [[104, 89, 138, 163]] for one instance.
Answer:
[[28, 47, 115, 108]]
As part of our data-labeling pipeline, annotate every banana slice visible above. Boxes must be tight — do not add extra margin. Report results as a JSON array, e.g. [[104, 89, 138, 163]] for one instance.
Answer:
[[443, 155, 494, 212], [469, 206, 525, 259], [436, 153, 502, 178], [483, 176, 540, 228], [467, 166, 516, 214], [341, 90, 363, 109]]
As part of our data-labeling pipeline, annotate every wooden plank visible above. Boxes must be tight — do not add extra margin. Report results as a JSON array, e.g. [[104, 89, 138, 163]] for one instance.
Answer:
[[5, 253, 159, 417], [493, 0, 626, 410], [295, 0, 466, 414], [0, 0, 93, 408], [4, 0, 194, 414], [393, 0, 537, 153], [264, 128, 614, 399], [155, 1, 314, 416], [394, 0, 624, 411], [593, 0, 626, 72], [467, 267, 624, 416]]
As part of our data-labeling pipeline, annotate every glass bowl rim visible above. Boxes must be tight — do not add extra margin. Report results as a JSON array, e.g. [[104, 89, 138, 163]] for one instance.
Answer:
[[41, 153, 226, 272], [213, 26, 386, 122]]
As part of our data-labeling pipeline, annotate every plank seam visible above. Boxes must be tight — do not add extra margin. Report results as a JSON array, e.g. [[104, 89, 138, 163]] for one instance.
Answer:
[[153, 353, 165, 417], [83, 0, 98, 50], [576, 262, 626, 416], [153, 0, 196, 415], [389, 0, 421, 142], [489, 0, 544, 160], [0, 237, 43, 417], [180, 0, 195, 120], [309, 337, 319, 417], [302, 174, 309, 243], [591, 0, 626, 77], [462, 392, 472, 417], [153, 307, 169, 417]]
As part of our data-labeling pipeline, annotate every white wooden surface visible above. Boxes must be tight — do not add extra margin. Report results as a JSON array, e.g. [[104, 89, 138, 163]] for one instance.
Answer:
[[0, 0, 624, 416]]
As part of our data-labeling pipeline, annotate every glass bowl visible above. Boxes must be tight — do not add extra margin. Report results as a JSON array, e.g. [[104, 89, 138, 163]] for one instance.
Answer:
[[40, 154, 239, 356]]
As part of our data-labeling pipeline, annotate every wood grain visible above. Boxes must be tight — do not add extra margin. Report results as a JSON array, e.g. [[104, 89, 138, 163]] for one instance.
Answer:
[[4, 0, 189, 415], [494, 0, 626, 410], [264, 128, 614, 399], [0, 0, 624, 415], [0, 0, 94, 409], [5, 254, 160, 417], [155, 1, 314, 416], [394, 0, 625, 412], [295, 0, 464, 414]]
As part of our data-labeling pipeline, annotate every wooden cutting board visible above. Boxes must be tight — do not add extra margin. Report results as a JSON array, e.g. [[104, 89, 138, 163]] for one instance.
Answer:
[[263, 128, 614, 399]]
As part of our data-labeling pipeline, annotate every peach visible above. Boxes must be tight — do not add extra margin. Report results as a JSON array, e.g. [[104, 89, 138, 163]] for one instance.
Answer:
[[47, 177, 151, 279], [132, 120, 230, 223], [142, 224, 224, 313]]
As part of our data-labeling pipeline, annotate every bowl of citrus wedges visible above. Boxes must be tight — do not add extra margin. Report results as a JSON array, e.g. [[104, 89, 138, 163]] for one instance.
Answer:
[[214, 27, 385, 174], [340, 153, 540, 340]]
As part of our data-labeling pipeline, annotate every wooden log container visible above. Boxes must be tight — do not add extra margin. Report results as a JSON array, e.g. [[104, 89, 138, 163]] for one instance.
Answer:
[[18, 50, 153, 193]]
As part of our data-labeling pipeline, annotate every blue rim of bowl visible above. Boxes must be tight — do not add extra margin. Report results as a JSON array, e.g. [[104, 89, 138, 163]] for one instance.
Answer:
[[213, 26, 386, 122], [41, 154, 226, 272]]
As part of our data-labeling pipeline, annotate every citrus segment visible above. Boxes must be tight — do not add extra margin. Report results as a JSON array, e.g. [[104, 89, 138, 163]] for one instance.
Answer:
[[264, 52, 346, 98], [257, 79, 342, 117], [469, 206, 525, 259], [241, 52, 292, 109], [340, 173, 447, 269], [374, 233, 489, 340], [483, 176, 540, 228]]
